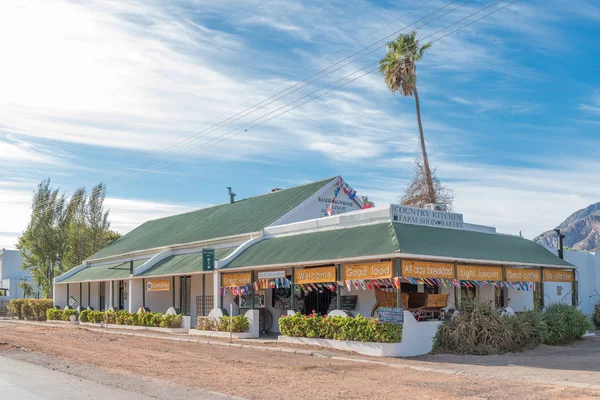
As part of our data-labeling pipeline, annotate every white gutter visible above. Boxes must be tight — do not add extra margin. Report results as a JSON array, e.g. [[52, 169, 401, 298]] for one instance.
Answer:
[[132, 249, 173, 276], [55, 262, 89, 283], [217, 234, 265, 269]]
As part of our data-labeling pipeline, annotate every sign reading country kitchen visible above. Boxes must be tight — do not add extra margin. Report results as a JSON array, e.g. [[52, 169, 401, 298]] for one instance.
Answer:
[[295, 266, 336, 284], [402, 260, 454, 279], [458, 265, 502, 281], [506, 268, 541, 282], [390, 205, 464, 229], [146, 279, 170, 291], [222, 272, 252, 287], [342, 261, 393, 281]]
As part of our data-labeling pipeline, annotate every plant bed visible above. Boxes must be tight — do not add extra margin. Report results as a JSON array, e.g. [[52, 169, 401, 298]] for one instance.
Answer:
[[189, 329, 254, 339]]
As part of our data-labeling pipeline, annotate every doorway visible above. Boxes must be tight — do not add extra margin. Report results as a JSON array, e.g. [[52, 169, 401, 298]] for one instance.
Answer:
[[302, 289, 332, 316], [180, 276, 191, 316], [118, 281, 125, 310], [99, 282, 106, 311]]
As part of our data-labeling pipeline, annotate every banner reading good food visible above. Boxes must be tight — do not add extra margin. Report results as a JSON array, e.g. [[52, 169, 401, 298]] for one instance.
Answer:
[[457, 265, 502, 281], [543, 269, 574, 282], [295, 266, 336, 284], [401, 260, 454, 279], [222, 272, 252, 287], [505, 268, 541, 282], [146, 279, 171, 291], [342, 261, 393, 281]]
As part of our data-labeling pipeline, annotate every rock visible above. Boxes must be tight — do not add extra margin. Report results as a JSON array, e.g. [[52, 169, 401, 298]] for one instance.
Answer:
[[534, 202, 600, 252]]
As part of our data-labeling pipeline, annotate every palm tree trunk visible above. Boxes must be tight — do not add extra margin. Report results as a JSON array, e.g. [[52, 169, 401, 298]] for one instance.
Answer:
[[413, 86, 436, 204]]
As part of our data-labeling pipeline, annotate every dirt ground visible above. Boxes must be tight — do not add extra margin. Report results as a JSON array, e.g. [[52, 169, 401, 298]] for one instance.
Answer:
[[1, 322, 600, 400]]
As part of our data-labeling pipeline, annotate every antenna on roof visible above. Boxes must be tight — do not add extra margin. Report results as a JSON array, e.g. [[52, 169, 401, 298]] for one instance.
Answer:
[[227, 187, 236, 204]]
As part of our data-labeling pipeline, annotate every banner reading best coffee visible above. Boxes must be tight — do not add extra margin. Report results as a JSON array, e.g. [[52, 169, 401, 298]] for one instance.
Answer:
[[457, 265, 502, 281], [402, 260, 454, 279], [543, 269, 574, 282], [342, 261, 393, 281], [295, 266, 336, 284]]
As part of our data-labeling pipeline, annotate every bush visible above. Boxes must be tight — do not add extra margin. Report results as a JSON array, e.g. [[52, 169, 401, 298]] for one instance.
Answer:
[[593, 302, 600, 329], [79, 309, 90, 322], [278, 313, 402, 343], [8, 299, 25, 319], [61, 309, 79, 321], [542, 303, 592, 345], [433, 299, 542, 355], [160, 314, 183, 329], [28, 299, 54, 320], [196, 315, 249, 333], [46, 308, 63, 321]]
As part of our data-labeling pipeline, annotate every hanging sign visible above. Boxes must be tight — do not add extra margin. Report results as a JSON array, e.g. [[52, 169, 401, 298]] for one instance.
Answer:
[[146, 279, 171, 291], [506, 268, 541, 282], [202, 248, 215, 271], [402, 260, 454, 279], [342, 261, 393, 281], [457, 265, 502, 281], [295, 266, 336, 284], [258, 270, 286, 279], [543, 269, 574, 283], [222, 272, 252, 287]]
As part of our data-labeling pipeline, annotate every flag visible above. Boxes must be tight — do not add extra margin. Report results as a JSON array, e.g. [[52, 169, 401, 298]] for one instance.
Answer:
[[346, 281, 351, 291], [349, 189, 356, 200], [353, 280, 359, 289], [366, 281, 373, 290]]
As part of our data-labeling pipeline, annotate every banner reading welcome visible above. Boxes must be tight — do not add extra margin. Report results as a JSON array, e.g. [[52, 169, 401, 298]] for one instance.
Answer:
[[295, 266, 336, 284]]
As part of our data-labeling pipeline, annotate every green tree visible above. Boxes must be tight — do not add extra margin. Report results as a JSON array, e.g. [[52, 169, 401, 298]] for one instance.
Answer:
[[18, 180, 120, 297], [379, 31, 436, 204]]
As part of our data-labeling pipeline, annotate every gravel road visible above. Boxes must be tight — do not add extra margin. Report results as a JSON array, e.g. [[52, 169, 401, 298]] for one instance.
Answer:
[[0, 322, 599, 399]]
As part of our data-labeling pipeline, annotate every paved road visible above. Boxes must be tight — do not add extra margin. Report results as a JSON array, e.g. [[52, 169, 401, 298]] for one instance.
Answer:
[[0, 354, 234, 400]]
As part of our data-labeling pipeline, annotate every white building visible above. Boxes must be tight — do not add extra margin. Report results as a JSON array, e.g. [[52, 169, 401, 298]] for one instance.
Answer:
[[0, 249, 34, 299]]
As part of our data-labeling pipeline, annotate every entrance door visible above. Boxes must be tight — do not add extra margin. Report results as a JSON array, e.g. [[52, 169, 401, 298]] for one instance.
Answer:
[[99, 282, 106, 311], [303, 289, 332, 316], [118, 281, 125, 310], [180, 276, 191, 316]]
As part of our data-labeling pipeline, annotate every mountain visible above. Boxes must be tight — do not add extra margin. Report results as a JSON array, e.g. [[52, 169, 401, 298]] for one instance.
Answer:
[[534, 203, 600, 252]]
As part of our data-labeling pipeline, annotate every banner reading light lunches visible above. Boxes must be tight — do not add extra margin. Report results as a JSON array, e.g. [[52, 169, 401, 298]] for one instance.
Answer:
[[457, 265, 502, 281], [543, 269, 574, 283]]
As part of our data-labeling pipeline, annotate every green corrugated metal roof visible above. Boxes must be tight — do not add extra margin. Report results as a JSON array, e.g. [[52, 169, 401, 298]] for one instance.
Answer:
[[393, 223, 572, 267], [89, 178, 334, 260], [61, 259, 149, 283], [138, 247, 237, 277], [224, 222, 572, 269], [225, 223, 399, 268]]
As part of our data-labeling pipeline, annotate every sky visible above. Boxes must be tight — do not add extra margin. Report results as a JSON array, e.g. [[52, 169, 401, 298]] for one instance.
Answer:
[[1, 0, 599, 249]]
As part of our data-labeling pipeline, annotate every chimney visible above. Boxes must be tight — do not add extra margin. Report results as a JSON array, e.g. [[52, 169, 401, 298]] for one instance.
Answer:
[[227, 187, 236, 204], [270, 188, 282, 193]]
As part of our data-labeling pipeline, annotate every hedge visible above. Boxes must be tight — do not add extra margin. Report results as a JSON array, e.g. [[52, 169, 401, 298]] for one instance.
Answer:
[[542, 303, 592, 345], [8, 299, 53, 321], [77, 309, 182, 328], [196, 315, 249, 333], [278, 313, 403, 343]]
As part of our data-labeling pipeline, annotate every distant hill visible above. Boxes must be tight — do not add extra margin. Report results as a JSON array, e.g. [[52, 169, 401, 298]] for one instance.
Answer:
[[534, 203, 600, 252]]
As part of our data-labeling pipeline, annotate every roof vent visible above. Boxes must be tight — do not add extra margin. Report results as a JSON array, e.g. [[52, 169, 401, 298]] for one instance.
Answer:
[[270, 188, 282, 193], [227, 187, 236, 204]]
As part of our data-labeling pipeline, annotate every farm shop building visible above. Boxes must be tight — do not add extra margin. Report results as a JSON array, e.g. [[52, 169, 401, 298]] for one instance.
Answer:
[[53, 176, 573, 334]]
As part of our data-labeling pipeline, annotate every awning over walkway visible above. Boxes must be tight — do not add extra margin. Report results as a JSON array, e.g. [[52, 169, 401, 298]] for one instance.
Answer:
[[223, 222, 572, 269], [138, 247, 237, 277], [60, 259, 149, 283]]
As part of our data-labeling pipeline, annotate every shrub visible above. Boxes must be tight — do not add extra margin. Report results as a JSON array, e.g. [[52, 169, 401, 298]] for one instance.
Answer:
[[433, 298, 541, 355], [542, 303, 592, 345], [196, 315, 249, 332], [61, 309, 79, 321], [8, 299, 25, 319], [27, 299, 54, 320], [278, 313, 402, 343], [79, 309, 90, 322], [46, 308, 63, 321], [160, 314, 183, 329], [593, 302, 600, 329]]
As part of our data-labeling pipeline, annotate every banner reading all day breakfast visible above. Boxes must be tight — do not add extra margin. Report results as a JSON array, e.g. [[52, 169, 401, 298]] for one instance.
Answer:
[[457, 265, 503, 281], [295, 266, 336, 284], [543, 269, 574, 282], [342, 261, 393, 281], [221, 272, 252, 287], [505, 268, 541, 282], [401, 260, 454, 279]]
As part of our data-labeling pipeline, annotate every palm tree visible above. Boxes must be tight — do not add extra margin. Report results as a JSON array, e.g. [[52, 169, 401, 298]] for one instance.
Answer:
[[379, 31, 435, 204]]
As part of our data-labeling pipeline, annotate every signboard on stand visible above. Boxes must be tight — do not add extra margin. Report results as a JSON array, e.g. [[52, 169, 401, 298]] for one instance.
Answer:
[[377, 307, 404, 325]]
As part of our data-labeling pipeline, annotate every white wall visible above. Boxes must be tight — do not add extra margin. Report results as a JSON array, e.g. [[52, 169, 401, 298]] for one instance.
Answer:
[[89, 282, 99, 310], [508, 287, 535, 312], [0, 249, 33, 299], [190, 273, 213, 320], [562, 250, 598, 315], [128, 279, 143, 313], [54, 284, 67, 308]]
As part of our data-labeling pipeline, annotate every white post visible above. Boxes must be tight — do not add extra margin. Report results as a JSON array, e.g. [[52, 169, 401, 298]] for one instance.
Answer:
[[229, 303, 233, 343]]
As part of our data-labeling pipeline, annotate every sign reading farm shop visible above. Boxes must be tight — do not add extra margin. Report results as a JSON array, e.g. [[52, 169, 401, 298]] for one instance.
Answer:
[[391, 205, 464, 229], [506, 268, 541, 282], [342, 261, 393, 280], [543, 269, 574, 283], [295, 266, 336, 284], [146, 279, 171, 291], [458, 265, 502, 281], [222, 272, 252, 287], [402, 260, 454, 279]]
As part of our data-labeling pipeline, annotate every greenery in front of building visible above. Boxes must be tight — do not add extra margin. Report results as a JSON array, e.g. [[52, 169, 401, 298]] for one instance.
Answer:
[[196, 315, 250, 333], [279, 313, 403, 343], [433, 298, 592, 355], [593, 301, 600, 328], [76, 309, 182, 328], [8, 298, 53, 320], [17, 179, 121, 298]]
